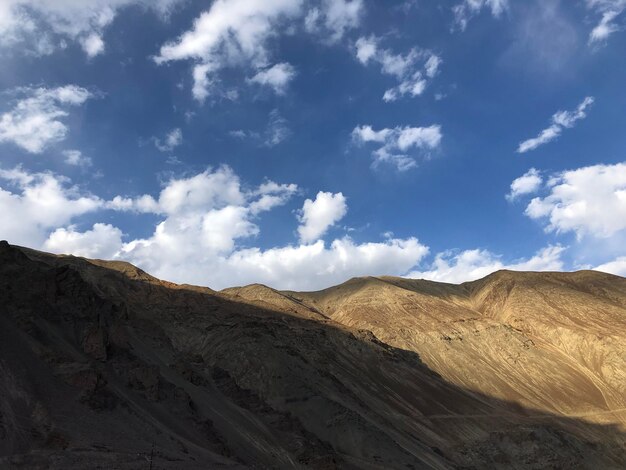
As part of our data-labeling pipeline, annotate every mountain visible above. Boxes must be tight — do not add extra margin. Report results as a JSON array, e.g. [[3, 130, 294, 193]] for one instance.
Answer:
[[1, 241, 625, 469]]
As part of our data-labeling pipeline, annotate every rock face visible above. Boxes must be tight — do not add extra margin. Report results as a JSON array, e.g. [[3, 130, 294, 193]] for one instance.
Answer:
[[1, 241, 625, 469]]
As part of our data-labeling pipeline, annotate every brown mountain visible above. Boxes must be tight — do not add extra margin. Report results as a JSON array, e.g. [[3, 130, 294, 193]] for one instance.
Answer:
[[1, 241, 625, 469]]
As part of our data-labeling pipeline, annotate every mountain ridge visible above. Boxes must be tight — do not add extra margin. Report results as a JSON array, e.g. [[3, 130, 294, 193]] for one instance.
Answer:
[[1, 241, 625, 468]]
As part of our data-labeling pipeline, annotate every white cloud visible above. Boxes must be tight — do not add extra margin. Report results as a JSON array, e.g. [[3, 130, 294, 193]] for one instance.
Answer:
[[0, 165, 432, 290], [0, 0, 181, 57], [2, 164, 594, 290], [229, 129, 247, 139], [264, 109, 290, 147], [298, 191, 347, 243], [155, 0, 304, 102], [586, 0, 626, 44], [0, 166, 102, 247], [248, 62, 296, 95], [354, 35, 377, 64], [81, 33, 105, 57], [354, 36, 441, 102], [249, 181, 299, 215], [0, 85, 93, 153], [44, 223, 123, 259], [408, 245, 565, 284], [63, 149, 92, 167], [517, 97, 594, 153], [156, 0, 363, 101], [595, 256, 626, 277], [304, 0, 363, 43], [506, 167, 542, 201], [517, 125, 562, 154], [153, 127, 182, 152], [523, 162, 626, 239], [215, 237, 428, 290], [424, 55, 442, 78], [352, 124, 442, 171], [452, 0, 509, 31], [229, 110, 290, 147], [155, 166, 247, 215], [109, 168, 426, 290], [116, 168, 297, 272], [106, 194, 160, 213]]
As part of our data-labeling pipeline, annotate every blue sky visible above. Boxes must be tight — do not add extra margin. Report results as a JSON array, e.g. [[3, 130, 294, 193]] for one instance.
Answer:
[[1, 0, 626, 290]]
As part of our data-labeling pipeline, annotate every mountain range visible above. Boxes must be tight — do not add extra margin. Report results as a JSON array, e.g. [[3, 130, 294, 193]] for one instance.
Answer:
[[1, 241, 625, 469]]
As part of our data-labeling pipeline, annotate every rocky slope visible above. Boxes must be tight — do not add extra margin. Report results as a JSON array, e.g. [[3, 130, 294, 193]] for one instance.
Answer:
[[1, 241, 625, 469]]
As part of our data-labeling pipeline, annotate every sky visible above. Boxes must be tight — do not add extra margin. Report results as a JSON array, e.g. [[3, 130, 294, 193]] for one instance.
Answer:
[[1, 0, 626, 290]]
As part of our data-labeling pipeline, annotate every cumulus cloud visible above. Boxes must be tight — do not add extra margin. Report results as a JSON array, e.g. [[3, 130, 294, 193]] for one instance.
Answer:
[[155, 0, 363, 101], [248, 62, 296, 95], [110, 166, 300, 268], [44, 223, 123, 259], [452, 0, 509, 31], [352, 124, 442, 171], [0, 165, 587, 290], [153, 127, 182, 152], [63, 149, 92, 167], [106, 194, 160, 213], [110, 167, 427, 290], [506, 167, 542, 201], [0, 164, 432, 290], [215, 237, 428, 290], [523, 162, 626, 239], [595, 256, 626, 277], [154, 0, 304, 102], [304, 0, 363, 43], [298, 191, 347, 243], [0, 85, 93, 154], [408, 245, 565, 284], [354, 36, 441, 102], [81, 33, 105, 57], [586, 0, 626, 44], [0, 0, 181, 57], [0, 166, 102, 247], [517, 97, 594, 153]]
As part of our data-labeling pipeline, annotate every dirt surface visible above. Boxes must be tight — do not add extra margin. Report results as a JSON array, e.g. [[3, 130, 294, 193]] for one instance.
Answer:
[[1, 241, 625, 469]]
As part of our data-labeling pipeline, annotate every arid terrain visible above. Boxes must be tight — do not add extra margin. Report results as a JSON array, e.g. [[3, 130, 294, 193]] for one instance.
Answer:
[[1, 240, 625, 469]]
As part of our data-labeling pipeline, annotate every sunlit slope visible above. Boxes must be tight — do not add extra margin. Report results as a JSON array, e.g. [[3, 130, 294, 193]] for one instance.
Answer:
[[228, 271, 626, 425]]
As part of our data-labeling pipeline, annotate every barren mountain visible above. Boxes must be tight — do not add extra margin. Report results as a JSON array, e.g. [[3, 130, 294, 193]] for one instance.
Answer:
[[1, 241, 625, 469]]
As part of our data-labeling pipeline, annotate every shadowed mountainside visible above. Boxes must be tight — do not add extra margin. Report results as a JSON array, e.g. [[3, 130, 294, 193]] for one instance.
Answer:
[[1, 241, 625, 468]]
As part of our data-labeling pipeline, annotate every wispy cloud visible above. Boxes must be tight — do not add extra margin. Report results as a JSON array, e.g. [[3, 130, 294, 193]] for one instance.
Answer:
[[0, 85, 93, 153], [305, 0, 364, 43], [63, 149, 92, 167], [0, 0, 182, 57], [517, 97, 594, 153], [155, 0, 363, 102], [153, 128, 182, 152], [248, 62, 296, 95], [352, 124, 442, 171], [452, 0, 508, 31], [355, 36, 441, 102], [229, 110, 290, 147], [586, 0, 626, 44]]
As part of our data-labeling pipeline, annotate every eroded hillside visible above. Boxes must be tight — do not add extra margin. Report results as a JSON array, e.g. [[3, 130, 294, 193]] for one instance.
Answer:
[[235, 272, 626, 425], [1, 241, 625, 469]]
